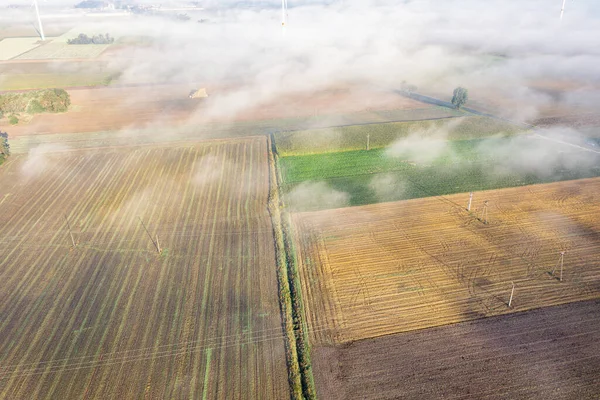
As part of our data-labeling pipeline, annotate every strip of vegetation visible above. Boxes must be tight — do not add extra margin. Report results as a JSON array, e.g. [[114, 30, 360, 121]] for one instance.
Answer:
[[67, 33, 114, 45], [0, 89, 70, 118], [268, 135, 317, 399], [275, 116, 525, 156], [278, 135, 600, 212], [267, 136, 304, 400], [0, 131, 10, 166]]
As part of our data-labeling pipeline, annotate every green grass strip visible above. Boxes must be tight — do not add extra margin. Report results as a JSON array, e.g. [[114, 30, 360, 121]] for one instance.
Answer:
[[201, 348, 213, 400]]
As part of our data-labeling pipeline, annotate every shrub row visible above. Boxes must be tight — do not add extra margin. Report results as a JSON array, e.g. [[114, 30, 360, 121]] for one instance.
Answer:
[[0, 89, 71, 115], [67, 33, 114, 45], [267, 135, 304, 400], [268, 134, 317, 399]]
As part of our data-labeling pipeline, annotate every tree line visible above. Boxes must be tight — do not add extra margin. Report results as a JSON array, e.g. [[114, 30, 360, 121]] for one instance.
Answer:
[[67, 33, 114, 45]]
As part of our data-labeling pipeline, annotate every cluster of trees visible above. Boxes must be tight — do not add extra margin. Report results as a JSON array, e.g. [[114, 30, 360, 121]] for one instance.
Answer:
[[75, 0, 106, 8], [0, 89, 71, 125], [67, 33, 114, 45], [74, 0, 128, 9], [0, 131, 9, 158], [452, 87, 469, 109]]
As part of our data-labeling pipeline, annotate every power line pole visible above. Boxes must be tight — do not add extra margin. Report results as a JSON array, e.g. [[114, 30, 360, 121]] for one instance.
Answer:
[[139, 217, 161, 254], [467, 192, 473, 212], [156, 234, 162, 254], [65, 215, 76, 247], [552, 251, 566, 281], [479, 200, 489, 224], [508, 281, 515, 308]]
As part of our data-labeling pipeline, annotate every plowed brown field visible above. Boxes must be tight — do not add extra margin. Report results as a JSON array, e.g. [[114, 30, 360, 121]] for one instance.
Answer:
[[0, 136, 288, 399], [313, 299, 600, 400], [292, 178, 600, 345]]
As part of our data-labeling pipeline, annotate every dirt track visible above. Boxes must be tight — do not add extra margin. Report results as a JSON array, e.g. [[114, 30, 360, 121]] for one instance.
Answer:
[[313, 299, 600, 400]]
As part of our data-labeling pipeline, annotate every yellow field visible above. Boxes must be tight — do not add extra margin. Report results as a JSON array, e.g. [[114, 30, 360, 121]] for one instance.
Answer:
[[292, 178, 600, 344]]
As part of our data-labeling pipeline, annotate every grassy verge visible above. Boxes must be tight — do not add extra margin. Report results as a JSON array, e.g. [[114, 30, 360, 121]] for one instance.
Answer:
[[275, 116, 525, 156], [267, 135, 317, 399]]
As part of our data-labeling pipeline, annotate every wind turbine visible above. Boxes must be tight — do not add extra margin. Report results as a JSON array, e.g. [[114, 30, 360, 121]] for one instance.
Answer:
[[281, 0, 288, 29], [560, 0, 567, 21], [33, 0, 45, 41]]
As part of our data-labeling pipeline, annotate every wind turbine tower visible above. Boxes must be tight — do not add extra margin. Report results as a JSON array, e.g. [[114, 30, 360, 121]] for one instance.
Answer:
[[281, 0, 288, 28], [560, 0, 567, 21], [33, 0, 45, 41]]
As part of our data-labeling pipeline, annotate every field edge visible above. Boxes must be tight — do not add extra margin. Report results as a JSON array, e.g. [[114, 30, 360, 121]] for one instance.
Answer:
[[268, 134, 317, 400]]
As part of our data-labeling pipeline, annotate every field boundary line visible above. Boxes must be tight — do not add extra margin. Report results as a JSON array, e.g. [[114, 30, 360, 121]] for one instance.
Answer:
[[9, 134, 269, 155], [267, 134, 313, 400], [533, 133, 600, 154], [269, 134, 318, 399]]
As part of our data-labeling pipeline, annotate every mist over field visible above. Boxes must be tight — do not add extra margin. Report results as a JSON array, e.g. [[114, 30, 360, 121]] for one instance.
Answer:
[[3, 0, 600, 122], [2, 0, 600, 210]]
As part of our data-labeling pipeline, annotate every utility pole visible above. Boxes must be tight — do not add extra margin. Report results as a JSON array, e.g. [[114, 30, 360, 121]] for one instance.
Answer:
[[139, 217, 161, 254], [366, 133, 370, 151], [65, 215, 76, 247], [552, 251, 566, 281], [508, 282, 515, 308], [480, 200, 489, 224], [156, 235, 162, 254], [467, 192, 473, 212]]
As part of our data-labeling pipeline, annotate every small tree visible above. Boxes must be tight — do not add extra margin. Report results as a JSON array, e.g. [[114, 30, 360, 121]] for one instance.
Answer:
[[0, 131, 10, 156], [400, 81, 418, 94], [451, 87, 468, 109]]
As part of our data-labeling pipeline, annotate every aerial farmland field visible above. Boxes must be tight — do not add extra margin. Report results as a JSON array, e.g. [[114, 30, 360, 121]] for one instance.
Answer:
[[0, 37, 42, 61], [0, 137, 289, 399], [278, 130, 600, 211], [312, 299, 600, 400], [292, 178, 600, 344]]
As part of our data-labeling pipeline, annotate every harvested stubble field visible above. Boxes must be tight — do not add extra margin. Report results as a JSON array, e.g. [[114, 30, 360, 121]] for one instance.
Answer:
[[2, 84, 441, 136], [0, 137, 289, 399], [313, 299, 600, 400], [292, 178, 600, 345]]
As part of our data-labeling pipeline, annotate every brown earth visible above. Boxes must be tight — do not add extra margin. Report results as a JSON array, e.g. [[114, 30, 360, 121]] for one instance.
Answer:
[[312, 299, 600, 400], [533, 112, 600, 129], [292, 178, 600, 345], [0, 137, 289, 399], [1, 83, 430, 136]]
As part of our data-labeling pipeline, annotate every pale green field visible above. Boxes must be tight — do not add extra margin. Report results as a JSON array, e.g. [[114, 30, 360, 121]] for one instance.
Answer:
[[0, 73, 113, 91], [16, 43, 111, 60], [0, 37, 43, 60]]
